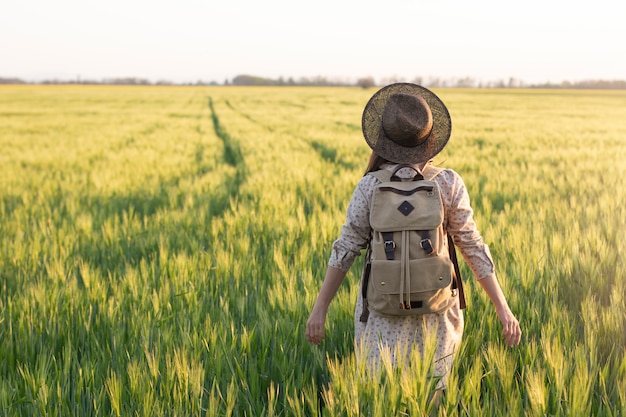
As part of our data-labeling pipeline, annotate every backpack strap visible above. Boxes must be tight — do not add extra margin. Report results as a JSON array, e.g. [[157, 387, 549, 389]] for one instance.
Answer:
[[448, 235, 467, 310], [368, 169, 392, 183], [422, 164, 444, 181], [359, 244, 372, 323]]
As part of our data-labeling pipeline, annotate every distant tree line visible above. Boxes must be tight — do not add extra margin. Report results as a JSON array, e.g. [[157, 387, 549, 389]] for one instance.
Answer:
[[0, 77, 218, 86], [2, 75, 626, 89], [530, 79, 626, 89], [231, 74, 360, 87], [227, 75, 626, 89]]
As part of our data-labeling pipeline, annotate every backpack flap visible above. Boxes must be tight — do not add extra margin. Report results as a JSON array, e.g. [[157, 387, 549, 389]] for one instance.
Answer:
[[369, 179, 445, 263], [369, 180, 443, 232]]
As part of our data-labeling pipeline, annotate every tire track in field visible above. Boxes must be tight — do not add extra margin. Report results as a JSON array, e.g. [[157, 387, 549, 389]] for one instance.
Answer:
[[67, 98, 246, 283], [207, 97, 247, 217], [209, 97, 246, 168], [223, 99, 275, 133], [221, 98, 357, 169]]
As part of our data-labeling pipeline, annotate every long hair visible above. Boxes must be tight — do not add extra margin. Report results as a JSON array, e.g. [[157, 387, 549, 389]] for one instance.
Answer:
[[364, 151, 437, 175], [364, 151, 390, 175]]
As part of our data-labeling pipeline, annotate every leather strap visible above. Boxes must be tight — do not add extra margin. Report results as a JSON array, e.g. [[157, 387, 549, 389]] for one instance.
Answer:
[[382, 232, 395, 260], [419, 230, 434, 255], [448, 234, 467, 309]]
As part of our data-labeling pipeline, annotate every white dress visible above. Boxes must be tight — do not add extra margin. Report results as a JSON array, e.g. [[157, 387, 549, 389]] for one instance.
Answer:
[[328, 163, 497, 388]]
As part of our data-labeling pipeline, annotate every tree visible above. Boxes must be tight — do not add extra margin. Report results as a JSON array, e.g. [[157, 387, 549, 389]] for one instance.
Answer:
[[356, 77, 375, 89]]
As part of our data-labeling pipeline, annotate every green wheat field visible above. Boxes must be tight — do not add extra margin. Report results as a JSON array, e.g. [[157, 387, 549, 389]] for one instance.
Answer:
[[1, 85, 625, 416]]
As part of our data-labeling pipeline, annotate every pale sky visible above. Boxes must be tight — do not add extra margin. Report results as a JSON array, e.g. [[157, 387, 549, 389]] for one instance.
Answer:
[[2, 0, 625, 85]]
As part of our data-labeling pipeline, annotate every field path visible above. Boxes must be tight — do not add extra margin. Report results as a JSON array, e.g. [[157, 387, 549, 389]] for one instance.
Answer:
[[206, 96, 247, 218]]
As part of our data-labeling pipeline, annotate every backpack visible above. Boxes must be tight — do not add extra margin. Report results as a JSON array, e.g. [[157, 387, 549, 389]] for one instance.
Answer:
[[360, 164, 466, 320]]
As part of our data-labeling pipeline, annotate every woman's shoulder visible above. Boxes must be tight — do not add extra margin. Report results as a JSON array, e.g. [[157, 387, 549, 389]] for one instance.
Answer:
[[429, 166, 466, 195], [358, 171, 381, 188], [423, 162, 458, 178]]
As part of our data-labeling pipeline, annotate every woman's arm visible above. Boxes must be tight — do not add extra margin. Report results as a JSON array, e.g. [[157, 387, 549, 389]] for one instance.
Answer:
[[306, 266, 347, 345], [443, 170, 521, 347], [306, 176, 375, 345], [477, 274, 521, 347]]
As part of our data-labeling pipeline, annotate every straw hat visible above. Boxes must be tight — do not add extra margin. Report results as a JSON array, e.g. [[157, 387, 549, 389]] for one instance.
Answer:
[[362, 83, 452, 164]]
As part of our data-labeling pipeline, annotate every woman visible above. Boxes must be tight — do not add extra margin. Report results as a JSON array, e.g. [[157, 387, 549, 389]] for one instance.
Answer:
[[306, 83, 521, 392]]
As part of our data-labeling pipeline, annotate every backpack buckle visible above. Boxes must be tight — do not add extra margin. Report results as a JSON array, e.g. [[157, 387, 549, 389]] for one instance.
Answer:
[[420, 239, 434, 255], [384, 240, 396, 260]]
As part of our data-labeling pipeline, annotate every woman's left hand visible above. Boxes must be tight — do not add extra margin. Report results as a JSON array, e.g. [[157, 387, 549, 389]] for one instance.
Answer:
[[496, 306, 521, 347], [306, 309, 327, 345], [476, 274, 522, 347]]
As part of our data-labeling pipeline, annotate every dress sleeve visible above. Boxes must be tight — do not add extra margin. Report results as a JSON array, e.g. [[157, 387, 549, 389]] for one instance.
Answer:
[[327, 175, 377, 272], [441, 169, 496, 281]]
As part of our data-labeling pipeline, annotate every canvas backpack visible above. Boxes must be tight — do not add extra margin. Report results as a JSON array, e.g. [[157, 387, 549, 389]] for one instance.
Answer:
[[360, 164, 466, 320]]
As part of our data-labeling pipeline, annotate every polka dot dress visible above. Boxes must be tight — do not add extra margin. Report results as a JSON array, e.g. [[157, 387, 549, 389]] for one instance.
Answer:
[[328, 163, 497, 388]]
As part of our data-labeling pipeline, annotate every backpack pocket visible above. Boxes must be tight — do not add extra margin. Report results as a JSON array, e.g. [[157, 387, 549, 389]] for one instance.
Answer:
[[367, 256, 456, 315]]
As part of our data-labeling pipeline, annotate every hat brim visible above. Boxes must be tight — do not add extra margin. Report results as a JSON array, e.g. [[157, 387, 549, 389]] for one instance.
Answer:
[[362, 83, 452, 164]]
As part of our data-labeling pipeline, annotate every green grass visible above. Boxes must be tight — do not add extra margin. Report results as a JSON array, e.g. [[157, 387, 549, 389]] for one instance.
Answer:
[[1, 85, 625, 416]]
